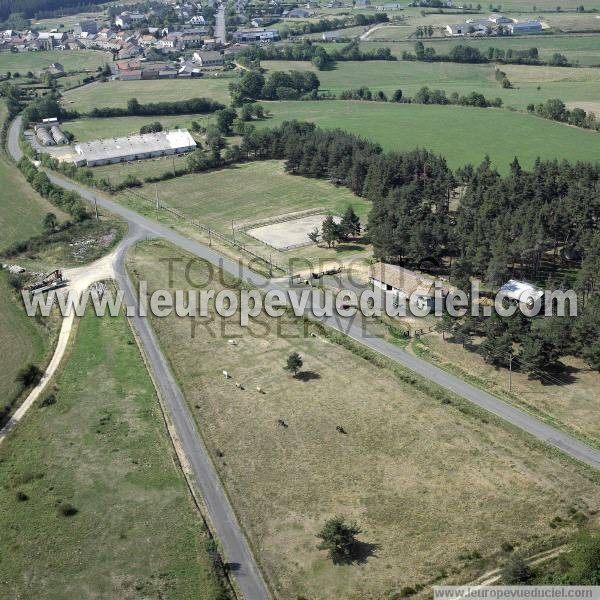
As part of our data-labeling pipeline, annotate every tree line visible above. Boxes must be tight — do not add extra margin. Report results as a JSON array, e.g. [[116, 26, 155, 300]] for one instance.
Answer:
[[338, 85, 503, 108], [239, 40, 395, 72], [403, 42, 571, 67], [527, 98, 600, 131], [277, 13, 388, 39]]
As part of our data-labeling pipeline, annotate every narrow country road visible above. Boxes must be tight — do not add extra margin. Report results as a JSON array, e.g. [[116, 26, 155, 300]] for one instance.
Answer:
[[8, 117, 600, 474]]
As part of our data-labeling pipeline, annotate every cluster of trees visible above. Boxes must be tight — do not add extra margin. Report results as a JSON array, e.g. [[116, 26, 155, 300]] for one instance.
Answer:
[[139, 121, 163, 134], [527, 98, 600, 131], [278, 13, 387, 39], [239, 103, 266, 121], [0, 81, 23, 119], [88, 97, 225, 118], [308, 207, 362, 247], [17, 157, 89, 221], [229, 70, 320, 104], [404, 43, 572, 67], [494, 68, 512, 89]]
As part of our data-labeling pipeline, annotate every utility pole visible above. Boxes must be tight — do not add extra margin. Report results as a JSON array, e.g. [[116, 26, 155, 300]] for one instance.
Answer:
[[92, 184, 99, 220], [208, 229, 212, 247], [508, 353, 513, 393], [155, 184, 160, 220], [231, 219, 235, 244]]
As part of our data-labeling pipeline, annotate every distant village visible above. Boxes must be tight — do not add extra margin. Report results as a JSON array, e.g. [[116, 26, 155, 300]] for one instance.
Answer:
[[0, 0, 546, 84]]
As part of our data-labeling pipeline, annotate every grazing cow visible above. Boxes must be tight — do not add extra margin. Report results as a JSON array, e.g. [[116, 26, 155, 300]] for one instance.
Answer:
[[216, 449, 224, 457], [256, 386, 265, 394], [336, 425, 347, 434], [222, 370, 230, 379], [277, 419, 288, 428], [235, 382, 244, 390]]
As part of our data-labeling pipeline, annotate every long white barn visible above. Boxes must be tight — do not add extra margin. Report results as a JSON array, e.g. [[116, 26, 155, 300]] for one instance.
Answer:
[[73, 129, 196, 167]]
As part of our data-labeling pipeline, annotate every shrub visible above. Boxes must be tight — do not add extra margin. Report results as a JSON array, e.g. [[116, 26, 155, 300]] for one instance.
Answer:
[[16, 491, 29, 502], [58, 502, 78, 517], [39, 393, 56, 407], [15, 364, 42, 388]]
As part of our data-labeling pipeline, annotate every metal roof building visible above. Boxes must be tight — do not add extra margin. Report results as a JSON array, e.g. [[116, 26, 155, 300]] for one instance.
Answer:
[[73, 129, 196, 167]]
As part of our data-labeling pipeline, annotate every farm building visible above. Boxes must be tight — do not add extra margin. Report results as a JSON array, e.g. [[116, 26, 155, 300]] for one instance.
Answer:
[[322, 31, 339, 41], [232, 28, 279, 42], [35, 126, 55, 146], [498, 279, 543, 308], [50, 125, 68, 144], [370, 262, 448, 309], [72, 129, 197, 167], [508, 20, 542, 34]]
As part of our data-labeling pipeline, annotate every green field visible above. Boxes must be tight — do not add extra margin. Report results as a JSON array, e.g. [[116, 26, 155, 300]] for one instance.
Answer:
[[262, 59, 600, 109], [63, 114, 212, 143], [0, 305, 229, 599], [62, 77, 234, 112], [258, 100, 600, 171], [362, 34, 600, 66], [128, 240, 600, 600], [128, 159, 367, 228], [0, 50, 112, 74], [0, 273, 51, 419], [116, 159, 371, 262]]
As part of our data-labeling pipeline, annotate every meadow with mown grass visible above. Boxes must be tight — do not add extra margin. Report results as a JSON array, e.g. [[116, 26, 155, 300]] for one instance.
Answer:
[[257, 100, 600, 171], [261, 59, 600, 109], [61, 76, 235, 112], [128, 239, 600, 600], [0, 50, 112, 74]]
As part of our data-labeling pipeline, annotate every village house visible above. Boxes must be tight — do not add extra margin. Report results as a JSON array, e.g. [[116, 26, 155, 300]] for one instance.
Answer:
[[193, 50, 224, 67]]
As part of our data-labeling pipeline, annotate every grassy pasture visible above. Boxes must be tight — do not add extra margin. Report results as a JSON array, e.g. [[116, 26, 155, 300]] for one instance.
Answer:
[[0, 50, 112, 74], [128, 239, 600, 600], [0, 305, 228, 599], [362, 34, 600, 66], [62, 77, 234, 112], [257, 100, 600, 171], [117, 160, 372, 262], [63, 114, 211, 143], [128, 160, 367, 228], [262, 59, 600, 109]]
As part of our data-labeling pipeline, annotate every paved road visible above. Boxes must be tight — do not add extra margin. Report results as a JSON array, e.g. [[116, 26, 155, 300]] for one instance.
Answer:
[[215, 4, 226, 45], [9, 117, 600, 473]]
